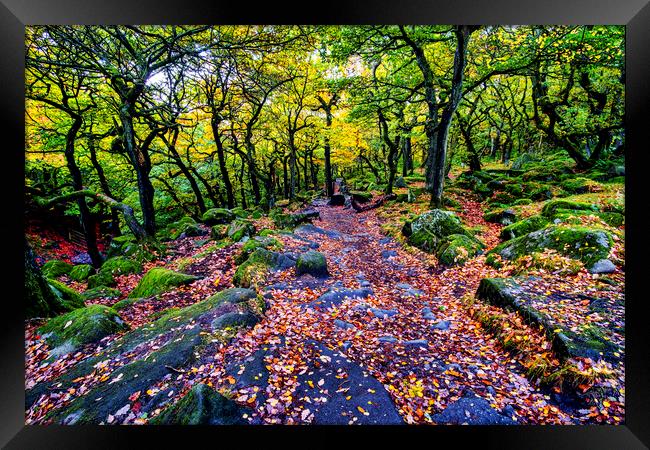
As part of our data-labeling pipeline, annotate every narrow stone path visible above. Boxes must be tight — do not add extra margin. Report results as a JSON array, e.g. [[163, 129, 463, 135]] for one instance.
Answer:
[[198, 200, 572, 424]]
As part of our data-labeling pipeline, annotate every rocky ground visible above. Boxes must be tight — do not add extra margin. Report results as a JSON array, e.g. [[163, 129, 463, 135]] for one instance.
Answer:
[[25, 182, 625, 426]]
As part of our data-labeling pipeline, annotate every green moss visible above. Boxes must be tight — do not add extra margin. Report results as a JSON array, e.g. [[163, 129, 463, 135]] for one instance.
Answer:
[[436, 234, 484, 266], [350, 191, 373, 202], [68, 264, 95, 282], [128, 268, 199, 298], [210, 224, 228, 240], [489, 224, 613, 268], [235, 236, 282, 265], [86, 270, 116, 289], [404, 209, 471, 252], [201, 208, 235, 225], [47, 279, 85, 310], [500, 216, 550, 242], [232, 248, 275, 288], [226, 219, 255, 242], [82, 286, 121, 301], [150, 383, 247, 425], [101, 256, 143, 276], [485, 253, 503, 268], [483, 208, 517, 225], [38, 304, 128, 351], [541, 200, 598, 217], [258, 228, 276, 237], [513, 199, 533, 205], [42, 260, 73, 279], [295, 250, 329, 277]]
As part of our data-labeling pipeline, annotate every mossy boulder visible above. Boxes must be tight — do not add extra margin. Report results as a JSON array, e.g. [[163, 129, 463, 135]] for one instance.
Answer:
[[210, 224, 228, 240], [541, 200, 598, 218], [232, 248, 296, 288], [226, 219, 256, 242], [86, 270, 116, 289], [201, 208, 236, 226], [128, 268, 199, 298], [402, 209, 473, 253], [295, 251, 329, 277], [272, 209, 319, 230], [38, 304, 127, 356], [150, 383, 247, 425], [476, 277, 619, 362], [165, 216, 206, 240], [82, 286, 121, 301], [27, 288, 262, 422], [232, 249, 276, 288], [483, 208, 517, 225], [42, 260, 73, 279], [489, 225, 613, 269], [350, 191, 373, 203], [47, 279, 85, 311], [101, 256, 143, 276], [68, 264, 95, 282], [560, 177, 597, 194], [499, 216, 550, 241], [235, 236, 282, 265], [436, 234, 484, 266]]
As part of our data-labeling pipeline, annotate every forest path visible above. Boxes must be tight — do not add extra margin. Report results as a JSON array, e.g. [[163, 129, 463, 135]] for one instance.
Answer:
[[200, 199, 573, 424]]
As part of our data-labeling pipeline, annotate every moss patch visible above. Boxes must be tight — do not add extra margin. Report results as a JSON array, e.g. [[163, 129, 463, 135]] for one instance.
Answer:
[[295, 250, 329, 277], [128, 268, 199, 298], [150, 383, 247, 425], [436, 234, 484, 266], [47, 279, 85, 310], [489, 224, 613, 269], [101, 256, 143, 276], [68, 264, 94, 282], [42, 260, 73, 279], [38, 304, 127, 353], [226, 219, 255, 242], [82, 286, 121, 301]]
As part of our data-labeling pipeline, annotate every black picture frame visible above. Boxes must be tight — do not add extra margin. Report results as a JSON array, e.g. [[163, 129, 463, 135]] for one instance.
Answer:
[[2, 1, 648, 448]]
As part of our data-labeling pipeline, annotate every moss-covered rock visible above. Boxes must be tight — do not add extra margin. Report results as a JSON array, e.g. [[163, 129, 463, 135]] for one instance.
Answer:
[[27, 288, 261, 421], [489, 225, 613, 269], [101, 256, 143, 276], [402, 209, 473, 253], [86, 270, 116, 289], [541, 200, 598, 218], [150, 383, 247, 425], [164, 216, 206, 240], [47, 279, 85, 310], [350, 191, 373, 203], [226, 219, 255, 242], [128, 268, 199, 298], [201, 208, 236, 226], [483, 208, 517, 225], [68, 264, 95, 282], [235, 236, 282, 265], [295, 251, 329, 277], [436, 234, 484, 266], [232, 249, 275, 288], [38, 304, 127, 356], [476, 277, 619, 362], [210, 224, 228, 240], [42, 260, 73, 279], [271, 209, 319, 230], [499, 216, 550, 241], [82, 286, 121, 301]]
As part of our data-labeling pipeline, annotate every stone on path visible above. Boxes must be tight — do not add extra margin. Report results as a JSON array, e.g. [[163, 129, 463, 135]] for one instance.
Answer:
[[431, 394, 518, 425]]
